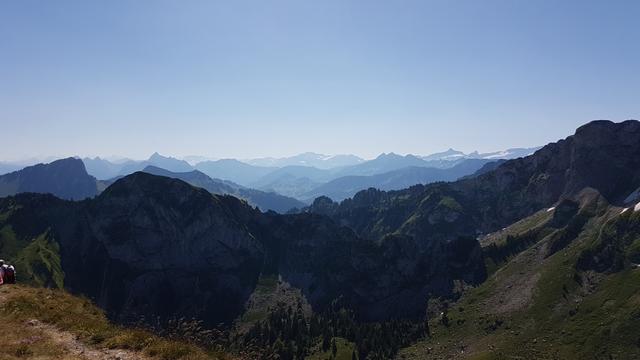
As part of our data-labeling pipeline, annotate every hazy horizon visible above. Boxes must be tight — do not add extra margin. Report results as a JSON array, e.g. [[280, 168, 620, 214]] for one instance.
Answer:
[[0, 144, 545, 164], [2, 1, 639, 160]]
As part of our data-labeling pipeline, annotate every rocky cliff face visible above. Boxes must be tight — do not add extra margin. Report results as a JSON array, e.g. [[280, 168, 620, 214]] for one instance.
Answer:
[[255, 209, 484, 321], [454, 119, 640, 230], [76, 173, 266, 325]]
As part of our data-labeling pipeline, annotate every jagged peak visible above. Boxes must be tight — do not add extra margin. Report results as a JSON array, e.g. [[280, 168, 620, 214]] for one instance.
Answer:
[[375, 152, 405, 160], [148, 152, 165, 161], [31, 157, 88, 172]]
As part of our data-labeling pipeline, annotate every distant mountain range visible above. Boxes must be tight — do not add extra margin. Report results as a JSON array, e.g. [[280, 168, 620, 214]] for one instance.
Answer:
[[301, 158, 497, 201], [194, 159, 276, 186], [0, 146, 540, 205], [248, 150, 539, 200], [0, 158, 303, 213], [420, 147, 539, 161], [82, 152, 192, 179], [244, 152, 365, 169], [141, 165, 305, 213]]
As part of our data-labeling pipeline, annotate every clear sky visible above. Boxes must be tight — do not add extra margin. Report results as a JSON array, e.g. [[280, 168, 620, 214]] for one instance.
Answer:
[[1, 0, 639, 161]]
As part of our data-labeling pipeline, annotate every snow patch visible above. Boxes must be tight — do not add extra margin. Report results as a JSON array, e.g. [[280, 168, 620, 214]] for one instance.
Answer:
[[443, 154, 466, 160], [546, 207, 555, 212], [635, 202, 640, 212], [621, 208, 629, 214], [483, 151, 509, 159]]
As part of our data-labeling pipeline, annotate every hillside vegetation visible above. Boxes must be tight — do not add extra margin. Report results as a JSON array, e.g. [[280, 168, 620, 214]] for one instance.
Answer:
[[398, 191, 640, 359]]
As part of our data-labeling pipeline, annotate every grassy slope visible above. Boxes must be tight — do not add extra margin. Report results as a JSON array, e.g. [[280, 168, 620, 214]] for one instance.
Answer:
[[480, 209, 554, 276], [0, 285, 232, 360], [398, 202, 640, 360], [14, 231, 65, 288], [1, 224, 65, 288]]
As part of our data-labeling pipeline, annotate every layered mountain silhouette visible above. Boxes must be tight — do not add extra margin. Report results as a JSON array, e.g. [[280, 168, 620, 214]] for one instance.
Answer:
[[0, 157, 304, 213], [194, 159, 276, 186], [141, 165, 305, 213], [83, 152, 193, 179], [77, 148, 537, 203], [302, 158, 496, 201], [82, 157, 127, 180], [245, 149, 538, 199]]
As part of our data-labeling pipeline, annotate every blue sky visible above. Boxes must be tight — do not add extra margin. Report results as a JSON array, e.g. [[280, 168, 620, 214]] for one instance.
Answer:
[[1, 0, 639, 160]]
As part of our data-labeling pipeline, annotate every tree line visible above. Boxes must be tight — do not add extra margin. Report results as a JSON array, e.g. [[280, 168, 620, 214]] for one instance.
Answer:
[[241, 299, 429, 359]]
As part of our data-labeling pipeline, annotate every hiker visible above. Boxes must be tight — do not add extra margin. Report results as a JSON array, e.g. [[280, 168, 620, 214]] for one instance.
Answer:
[[4, 264, 15, 284], [0, 260, 15, 285]]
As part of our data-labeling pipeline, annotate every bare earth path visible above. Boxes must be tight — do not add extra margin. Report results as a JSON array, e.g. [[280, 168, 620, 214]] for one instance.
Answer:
[[23, 319, 149, 360]]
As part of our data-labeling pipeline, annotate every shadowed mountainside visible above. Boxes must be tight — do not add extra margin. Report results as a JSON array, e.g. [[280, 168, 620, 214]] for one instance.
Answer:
[[0, 158, 99, 200], [0, 171, 485, 326]]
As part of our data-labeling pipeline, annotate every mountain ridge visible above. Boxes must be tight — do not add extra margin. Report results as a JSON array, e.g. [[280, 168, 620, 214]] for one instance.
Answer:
[[0, 157, 99, 200], [141, 165, 305, 213], [302, 158, 497, 202]]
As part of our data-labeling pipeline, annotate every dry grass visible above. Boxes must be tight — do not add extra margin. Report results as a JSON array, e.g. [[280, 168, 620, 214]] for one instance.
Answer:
[[0, 285, 234, 360], [0, 320, 72, 359]]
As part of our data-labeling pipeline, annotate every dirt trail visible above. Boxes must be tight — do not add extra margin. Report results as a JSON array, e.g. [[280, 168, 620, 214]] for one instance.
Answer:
[[24, 319, 149, 360], [0, 287, 150, 360]]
